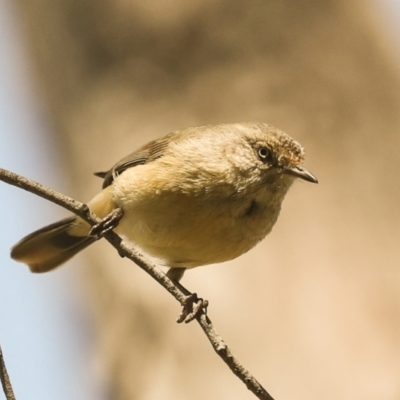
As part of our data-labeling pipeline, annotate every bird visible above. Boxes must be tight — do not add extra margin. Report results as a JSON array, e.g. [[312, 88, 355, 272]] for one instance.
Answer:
[[11, 122, 317, 284]]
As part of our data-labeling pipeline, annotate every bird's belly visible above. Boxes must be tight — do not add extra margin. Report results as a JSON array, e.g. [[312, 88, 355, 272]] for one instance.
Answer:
[[115, 197, 278, 268]]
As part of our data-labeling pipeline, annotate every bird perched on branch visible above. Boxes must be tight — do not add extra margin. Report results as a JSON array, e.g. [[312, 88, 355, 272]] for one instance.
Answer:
[[11, 122, 317, 283]]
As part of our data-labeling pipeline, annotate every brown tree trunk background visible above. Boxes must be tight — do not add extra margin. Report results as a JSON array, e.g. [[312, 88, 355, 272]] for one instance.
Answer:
[[12, 1, 400, 399]]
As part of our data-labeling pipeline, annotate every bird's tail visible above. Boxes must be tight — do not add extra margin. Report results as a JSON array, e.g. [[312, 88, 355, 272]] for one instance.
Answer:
[[10, 217, 96, 273]]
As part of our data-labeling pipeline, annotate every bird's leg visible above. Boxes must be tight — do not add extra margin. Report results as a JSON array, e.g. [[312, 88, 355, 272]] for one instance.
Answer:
[[167, 267, 209, 323], [89, 207, 124, 239]]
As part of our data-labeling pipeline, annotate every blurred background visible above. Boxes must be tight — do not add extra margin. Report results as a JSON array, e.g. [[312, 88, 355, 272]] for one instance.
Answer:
[[1, 0, 400, 399]]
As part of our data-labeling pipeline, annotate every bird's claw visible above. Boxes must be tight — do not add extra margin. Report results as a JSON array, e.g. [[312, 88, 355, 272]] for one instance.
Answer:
[[89, 208, 123, 239], [177, 293, 209, 324]]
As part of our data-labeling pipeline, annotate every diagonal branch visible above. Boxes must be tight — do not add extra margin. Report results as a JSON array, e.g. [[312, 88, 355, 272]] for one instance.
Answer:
[[0, 167, 275, 400], [0, 345, 16, 400]]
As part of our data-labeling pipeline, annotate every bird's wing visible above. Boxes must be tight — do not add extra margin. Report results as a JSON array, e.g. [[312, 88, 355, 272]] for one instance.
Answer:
[[94, 133, 175, 188]]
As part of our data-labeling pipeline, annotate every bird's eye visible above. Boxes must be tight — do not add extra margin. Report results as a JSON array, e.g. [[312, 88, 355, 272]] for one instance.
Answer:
[[258, 147, 271, 162]]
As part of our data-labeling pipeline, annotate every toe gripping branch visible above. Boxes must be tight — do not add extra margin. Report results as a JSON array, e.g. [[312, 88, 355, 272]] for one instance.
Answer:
[[167, 269, 209, 323], [89, 207, 124, 239], [177, 293, 209, 324]]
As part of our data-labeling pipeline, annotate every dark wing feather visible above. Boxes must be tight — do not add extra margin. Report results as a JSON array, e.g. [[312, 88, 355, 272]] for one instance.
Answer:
[[94, 134, 173, 188]]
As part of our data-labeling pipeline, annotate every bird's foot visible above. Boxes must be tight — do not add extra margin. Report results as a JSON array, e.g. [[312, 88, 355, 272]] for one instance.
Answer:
[[177, 293, 209, 324], [90, 208, 123, 239]]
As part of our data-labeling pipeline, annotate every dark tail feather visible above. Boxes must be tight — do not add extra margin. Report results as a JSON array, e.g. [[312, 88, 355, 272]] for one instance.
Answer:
[[11, 217, 96, 273]]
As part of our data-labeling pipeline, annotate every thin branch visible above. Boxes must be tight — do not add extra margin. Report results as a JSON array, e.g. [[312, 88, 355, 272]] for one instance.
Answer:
[[0, 345, 16, 400], [197, 314, 273, 399], [0, 167, 275, 400]]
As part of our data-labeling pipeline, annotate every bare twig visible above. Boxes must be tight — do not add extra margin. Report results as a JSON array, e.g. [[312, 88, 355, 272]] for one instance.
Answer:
[[0, 345, 16, 400], [0, 167, 275, 400]]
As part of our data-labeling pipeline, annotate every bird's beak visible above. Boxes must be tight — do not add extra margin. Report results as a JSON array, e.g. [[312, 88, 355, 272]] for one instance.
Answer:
[[284, 166, 318, 183]]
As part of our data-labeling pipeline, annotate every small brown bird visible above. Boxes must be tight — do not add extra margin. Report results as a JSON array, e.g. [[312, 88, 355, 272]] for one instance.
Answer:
[[11, 122, 317, 282]]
